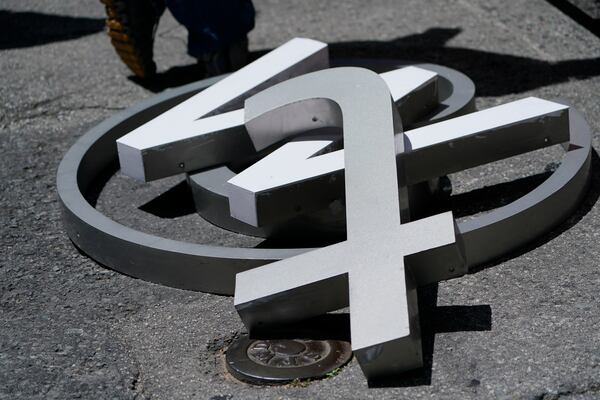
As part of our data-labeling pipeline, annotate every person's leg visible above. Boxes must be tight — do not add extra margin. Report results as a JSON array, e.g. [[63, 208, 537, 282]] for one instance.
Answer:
[[165, 0, 255, 74]]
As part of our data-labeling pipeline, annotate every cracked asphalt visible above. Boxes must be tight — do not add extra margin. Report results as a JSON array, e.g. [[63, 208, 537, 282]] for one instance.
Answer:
[[1, 0, 600, 399]]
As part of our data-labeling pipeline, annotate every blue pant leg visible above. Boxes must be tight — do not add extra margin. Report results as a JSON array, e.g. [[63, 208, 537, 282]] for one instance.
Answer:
[[165, 0, 255, 57]]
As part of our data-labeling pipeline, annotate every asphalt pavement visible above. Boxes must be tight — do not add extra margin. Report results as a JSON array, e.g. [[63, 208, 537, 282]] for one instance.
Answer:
[[1, 0, 600, 399]]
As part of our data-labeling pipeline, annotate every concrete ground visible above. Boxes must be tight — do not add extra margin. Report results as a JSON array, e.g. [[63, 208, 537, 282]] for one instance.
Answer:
[[1, 0, 600, 399]]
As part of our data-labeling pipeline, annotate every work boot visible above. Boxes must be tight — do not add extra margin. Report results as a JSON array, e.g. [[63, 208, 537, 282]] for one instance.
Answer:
[[100, 0, 165, 78]]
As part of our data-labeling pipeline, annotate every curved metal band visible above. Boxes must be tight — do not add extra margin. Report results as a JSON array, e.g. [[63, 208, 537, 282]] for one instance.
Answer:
[[57, 71, 591, 295], [57, 76, 306, 295], [459, 107, 591, 266]]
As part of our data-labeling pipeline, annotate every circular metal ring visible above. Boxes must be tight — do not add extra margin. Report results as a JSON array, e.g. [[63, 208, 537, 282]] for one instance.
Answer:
[[57, 62, 591, 294]]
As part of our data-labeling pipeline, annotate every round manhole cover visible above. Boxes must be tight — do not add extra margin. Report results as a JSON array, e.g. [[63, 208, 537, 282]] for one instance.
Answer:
[[226, 335, 352, 384]]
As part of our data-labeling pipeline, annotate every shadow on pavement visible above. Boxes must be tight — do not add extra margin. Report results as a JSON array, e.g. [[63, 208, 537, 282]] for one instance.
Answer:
[[327, 28, 600, 97], [0, 10, 105, 50], [132, 27, 600, 96], [369, 283, 492, 388], [138, 180, 197, 218], [129, 64, 207, 93], [546, 0, 600, 37], [450, 171, 554, 219]]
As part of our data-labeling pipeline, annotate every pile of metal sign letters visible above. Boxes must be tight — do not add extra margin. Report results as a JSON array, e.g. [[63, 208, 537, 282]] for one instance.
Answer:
[[57, 38, 592, 381]]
